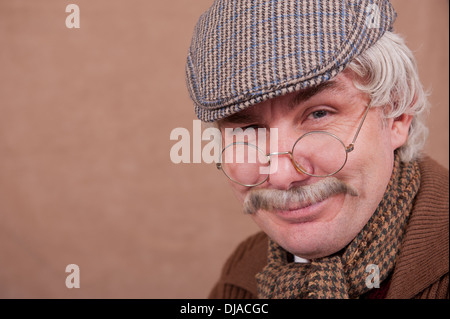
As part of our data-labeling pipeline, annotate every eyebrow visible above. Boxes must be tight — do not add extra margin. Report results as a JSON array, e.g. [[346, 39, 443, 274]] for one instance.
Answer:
[[288, 80, 343, 108], [218, 109, 262, 127], [218, 80, 345, 127]]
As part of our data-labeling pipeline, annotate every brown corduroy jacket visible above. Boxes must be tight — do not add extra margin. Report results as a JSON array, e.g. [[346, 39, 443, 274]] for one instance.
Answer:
[[209, 156, 449, 299]]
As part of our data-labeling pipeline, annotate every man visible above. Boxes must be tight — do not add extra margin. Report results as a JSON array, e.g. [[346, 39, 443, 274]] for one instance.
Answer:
[[185, 0, 448, 299]]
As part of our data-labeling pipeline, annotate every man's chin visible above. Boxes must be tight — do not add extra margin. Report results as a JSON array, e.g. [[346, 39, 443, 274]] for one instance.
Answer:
[[251, 194, 351, 259]]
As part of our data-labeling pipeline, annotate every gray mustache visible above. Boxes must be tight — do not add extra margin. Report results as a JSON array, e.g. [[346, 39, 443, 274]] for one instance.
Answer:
[[243, 177, 359, 214]]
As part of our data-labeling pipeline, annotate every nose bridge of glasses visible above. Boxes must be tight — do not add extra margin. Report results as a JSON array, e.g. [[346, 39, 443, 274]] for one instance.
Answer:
[[266, 150, 293, 165], [267, 151, 291, 156], [266, 150, 308, 175]]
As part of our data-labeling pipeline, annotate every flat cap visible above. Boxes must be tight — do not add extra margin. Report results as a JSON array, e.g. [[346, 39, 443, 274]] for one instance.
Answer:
[[186, 0, 396, 122]]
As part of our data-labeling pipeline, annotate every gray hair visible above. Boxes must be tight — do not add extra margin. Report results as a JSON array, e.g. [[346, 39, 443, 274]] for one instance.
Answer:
[[347, 31, 429, 162]]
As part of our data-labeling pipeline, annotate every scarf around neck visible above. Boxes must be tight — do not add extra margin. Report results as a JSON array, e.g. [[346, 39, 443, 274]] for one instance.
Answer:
[[256, 154, 421, 299]]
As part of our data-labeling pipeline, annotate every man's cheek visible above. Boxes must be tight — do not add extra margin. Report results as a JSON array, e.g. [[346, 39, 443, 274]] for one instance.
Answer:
[[230, 184, 249, 203]]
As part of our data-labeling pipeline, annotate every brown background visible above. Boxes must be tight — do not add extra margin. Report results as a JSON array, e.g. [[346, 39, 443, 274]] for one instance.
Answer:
[[0, 0, 448, 298]]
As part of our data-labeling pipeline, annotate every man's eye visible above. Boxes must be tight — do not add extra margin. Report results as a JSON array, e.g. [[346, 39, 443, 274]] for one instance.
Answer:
[[310, 110, 328, 119]]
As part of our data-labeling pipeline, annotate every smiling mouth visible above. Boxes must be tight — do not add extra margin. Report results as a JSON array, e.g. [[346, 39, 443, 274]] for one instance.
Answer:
[[271, 194, 345, 224], [284, 197, 324, 211]]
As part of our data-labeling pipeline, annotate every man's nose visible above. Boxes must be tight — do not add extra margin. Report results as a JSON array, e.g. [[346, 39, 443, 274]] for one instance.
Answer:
[[266, 152, 310, 190]]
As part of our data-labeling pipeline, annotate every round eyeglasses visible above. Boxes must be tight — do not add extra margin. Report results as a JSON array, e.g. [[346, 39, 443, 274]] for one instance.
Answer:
[[216, 105, 371, 187]]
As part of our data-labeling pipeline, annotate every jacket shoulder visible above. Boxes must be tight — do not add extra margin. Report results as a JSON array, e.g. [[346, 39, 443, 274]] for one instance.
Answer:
[[208, 232, 268, 298], [388, 156, 449, 298]]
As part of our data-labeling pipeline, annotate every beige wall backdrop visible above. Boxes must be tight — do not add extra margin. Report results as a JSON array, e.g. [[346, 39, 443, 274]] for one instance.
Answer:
[[0, 0, 448, 298]]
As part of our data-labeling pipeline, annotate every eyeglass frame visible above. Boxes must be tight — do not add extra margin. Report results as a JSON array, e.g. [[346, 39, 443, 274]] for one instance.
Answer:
[[216, 104, 372, 187]]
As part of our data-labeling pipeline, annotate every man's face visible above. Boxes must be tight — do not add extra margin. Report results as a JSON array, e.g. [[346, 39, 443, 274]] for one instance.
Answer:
[[219, 71, 406, 260]]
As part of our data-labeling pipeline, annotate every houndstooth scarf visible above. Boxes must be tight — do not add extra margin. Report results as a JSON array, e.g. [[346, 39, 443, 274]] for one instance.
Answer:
[[256, 155, 421, 299]]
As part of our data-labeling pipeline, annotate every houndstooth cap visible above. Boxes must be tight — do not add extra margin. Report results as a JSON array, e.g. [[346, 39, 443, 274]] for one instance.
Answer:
[[186, 0, 397, 122]]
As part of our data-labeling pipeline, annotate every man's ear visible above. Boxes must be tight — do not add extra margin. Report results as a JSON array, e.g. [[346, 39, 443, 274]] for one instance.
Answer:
[[390, 113, 413, 150]]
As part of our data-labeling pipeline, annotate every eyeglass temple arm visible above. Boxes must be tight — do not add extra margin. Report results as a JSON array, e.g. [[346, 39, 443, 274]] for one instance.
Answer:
[[346, 104, 371, 152]]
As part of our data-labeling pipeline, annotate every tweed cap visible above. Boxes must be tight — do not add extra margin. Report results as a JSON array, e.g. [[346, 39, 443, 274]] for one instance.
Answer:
[[186, 0, 397, 122]]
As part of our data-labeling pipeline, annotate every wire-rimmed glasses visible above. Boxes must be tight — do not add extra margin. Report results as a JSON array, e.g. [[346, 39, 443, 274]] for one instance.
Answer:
[[216, 105, 371, 187]]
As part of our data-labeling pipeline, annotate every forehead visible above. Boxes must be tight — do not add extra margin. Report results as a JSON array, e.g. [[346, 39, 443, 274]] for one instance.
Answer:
[[218, 72, 363, 126]]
